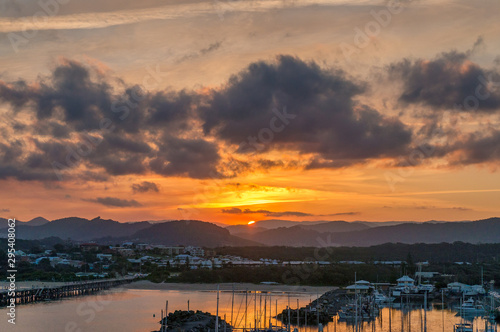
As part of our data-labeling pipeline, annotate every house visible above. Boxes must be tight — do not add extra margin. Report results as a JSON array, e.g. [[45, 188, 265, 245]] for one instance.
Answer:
[[174, 254, 193, 266], [57, 259, 84, 268], [127, 258, 141, 264], [136, 243, 151, 250], [447, 282, 484, 295], [80, 243, 100, 252], [184, 246, 204, 257], [391, 276, 417, 296], [373, 261, 404, 266], [151, 245, 183, 256], [339, 260, 365, 265], [415, 272, 440, 279], [397, 276, 415, 288], [97, 254, 113, 261], [346, 280, 373, 294], [447, 282, 468, 293], [116, 248, 134, 256]]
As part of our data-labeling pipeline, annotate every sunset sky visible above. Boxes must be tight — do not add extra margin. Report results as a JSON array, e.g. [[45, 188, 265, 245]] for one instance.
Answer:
[[0, 0, 499, 224]]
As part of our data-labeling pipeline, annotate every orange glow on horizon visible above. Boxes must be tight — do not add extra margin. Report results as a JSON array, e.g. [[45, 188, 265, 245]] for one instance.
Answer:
[[248, 221, 255, 225]]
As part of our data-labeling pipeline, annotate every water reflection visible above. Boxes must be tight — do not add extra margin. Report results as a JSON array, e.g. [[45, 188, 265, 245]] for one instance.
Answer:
[[0, 288, 498, 332]]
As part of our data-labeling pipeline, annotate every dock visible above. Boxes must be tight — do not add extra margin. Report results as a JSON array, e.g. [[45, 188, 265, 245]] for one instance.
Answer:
[[0, 277, 136, 306]]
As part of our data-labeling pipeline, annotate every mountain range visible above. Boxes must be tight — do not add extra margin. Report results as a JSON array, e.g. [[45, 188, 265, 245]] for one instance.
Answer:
[[0, 216, 50, 229], [231, 218, 500, 246], [0, 216, 499, 247], [0, 217, 256, 247]]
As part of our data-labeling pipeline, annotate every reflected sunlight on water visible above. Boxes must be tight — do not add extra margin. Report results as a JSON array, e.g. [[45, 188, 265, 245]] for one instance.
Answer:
[[0, 288, 498, 332]]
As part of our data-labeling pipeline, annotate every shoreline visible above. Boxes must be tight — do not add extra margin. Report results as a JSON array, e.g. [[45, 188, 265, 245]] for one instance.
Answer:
[[0, 280, 336, 294], [123, 280, 336, 293]]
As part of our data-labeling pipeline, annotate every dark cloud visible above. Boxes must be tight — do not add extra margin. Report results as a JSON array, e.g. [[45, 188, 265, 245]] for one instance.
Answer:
[[149, 135, 222, 179], [389, 49, 500, 112], [221, 207, 359, 217], [131, 181, 160, 193], [83, 196, 142, 207], [33, 121, 72, 138], [0, 60, 193, 134], [1, 208, 10, 212], [321, 212, 360, 216], [2, 54, 499, 184], [221, 208, 313, 217], [221, 207, 243, 214], [0, 60, 214, 181], [178, 41, 223, 63], [200, 55, 412, 167], [0, 140, 23, 163], [145, 91, 193, 130], [445, 129, 500, 166]]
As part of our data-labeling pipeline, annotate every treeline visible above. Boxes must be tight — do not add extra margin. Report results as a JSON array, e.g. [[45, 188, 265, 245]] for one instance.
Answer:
[[161, 263, 500, 287], [215, 242, 500, 263], [168, 265, 400, 286]]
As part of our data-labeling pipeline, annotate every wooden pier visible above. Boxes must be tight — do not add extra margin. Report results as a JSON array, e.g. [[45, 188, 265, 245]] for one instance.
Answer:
[[0, 277, 135, 307]]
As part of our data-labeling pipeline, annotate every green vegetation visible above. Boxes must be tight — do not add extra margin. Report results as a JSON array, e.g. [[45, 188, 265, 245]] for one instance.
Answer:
[[1, 239, 500, 286], [215, 243, 500, 263], [164, 262, 500, 286]]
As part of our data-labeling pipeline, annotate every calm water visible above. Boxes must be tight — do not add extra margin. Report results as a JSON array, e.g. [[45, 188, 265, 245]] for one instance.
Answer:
[[0, 287, 497, 332]]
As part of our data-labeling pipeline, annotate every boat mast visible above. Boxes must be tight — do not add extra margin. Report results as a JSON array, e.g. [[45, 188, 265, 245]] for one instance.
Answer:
[[231, 284, 234, 328], [288, 294, 291, 332], [245, 289, 248, 332], [424, 291, 427, 332], [264, 294, 267, 330], [165, 300, 168, 331], [442, 289, 444, 332], [269, 293, 278, 330], [355, 272, 358, 332], [255, 291, 257, 331], [216, 285, 219, 332], [297, 299, 300, 327]]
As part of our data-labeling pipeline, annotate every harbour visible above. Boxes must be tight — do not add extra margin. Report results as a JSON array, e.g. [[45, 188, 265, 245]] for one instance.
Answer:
[[1, 282, 496, 332]]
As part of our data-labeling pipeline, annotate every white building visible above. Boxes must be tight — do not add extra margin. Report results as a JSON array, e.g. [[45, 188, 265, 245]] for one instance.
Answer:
[[97, 254, 113, 261], [184, 246, 205, 257], [448, 282, 485, 295], [346, 280, 373, 294], [397, 276, 415, 288]]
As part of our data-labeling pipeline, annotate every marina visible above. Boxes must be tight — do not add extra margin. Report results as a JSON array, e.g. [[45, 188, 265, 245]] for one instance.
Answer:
[[2, 283, 496, 332]]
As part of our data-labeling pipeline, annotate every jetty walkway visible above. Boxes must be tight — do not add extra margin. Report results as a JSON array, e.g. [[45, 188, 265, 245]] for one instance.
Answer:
[[0, 276, 136, 306]]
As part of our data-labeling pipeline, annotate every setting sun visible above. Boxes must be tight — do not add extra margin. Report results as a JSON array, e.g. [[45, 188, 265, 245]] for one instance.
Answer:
[[248, 221, 255, 225]]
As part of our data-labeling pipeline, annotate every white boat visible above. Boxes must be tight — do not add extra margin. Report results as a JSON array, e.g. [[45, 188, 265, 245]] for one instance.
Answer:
[[454, 323, 473, 332], [373, 290, 393, 304], [456, 298, 486, 316], [417, 284, 435, 293]]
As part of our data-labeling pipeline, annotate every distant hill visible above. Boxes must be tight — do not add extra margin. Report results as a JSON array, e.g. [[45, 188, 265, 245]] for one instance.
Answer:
[[237, 226, 323, 246], [237, 217, 500, 246], [250, 219, 330, 229], [300, 220, 370, 233], [0, 217, 258, 247], [126, 220, 260, 247], [230, 221, 370, 245], [25, 216, 50, 226], [0, 217, 151, 241], [1, 216, 499, 247], [330, 217, 500, 246], [225, 224, 267, 236], [0, 216, 50, 229]]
